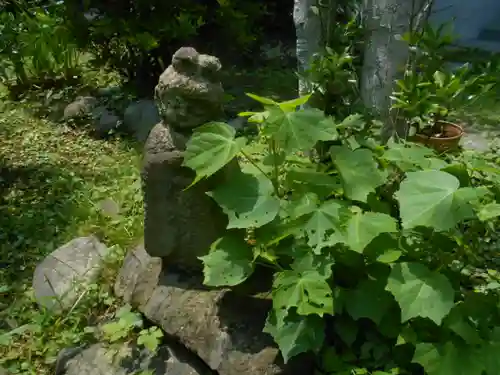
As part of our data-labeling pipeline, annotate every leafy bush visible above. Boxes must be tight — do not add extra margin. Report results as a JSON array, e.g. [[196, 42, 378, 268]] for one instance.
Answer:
[[391, 25, 497, 136], [0, 2, 81, 87], [182, 94, 500, 375], [63, 0, 267, 95], [305, 0, 364, 118]]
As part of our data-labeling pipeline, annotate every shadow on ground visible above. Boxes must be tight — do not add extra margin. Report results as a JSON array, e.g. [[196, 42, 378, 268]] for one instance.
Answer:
[[0, 163, 86, 277]]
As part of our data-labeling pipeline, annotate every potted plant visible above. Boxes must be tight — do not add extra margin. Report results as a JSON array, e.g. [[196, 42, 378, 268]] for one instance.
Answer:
[[391, 26, 495, 152]]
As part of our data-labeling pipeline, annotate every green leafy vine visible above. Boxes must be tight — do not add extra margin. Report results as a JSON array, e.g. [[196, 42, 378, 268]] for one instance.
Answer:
[[183, 94, 500, 375]]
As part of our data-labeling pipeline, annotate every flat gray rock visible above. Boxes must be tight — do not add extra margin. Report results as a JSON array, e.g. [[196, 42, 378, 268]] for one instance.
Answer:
[[33, 236, 108, 313], [63, 96, 98, 120], [56, 344, 201, 375]]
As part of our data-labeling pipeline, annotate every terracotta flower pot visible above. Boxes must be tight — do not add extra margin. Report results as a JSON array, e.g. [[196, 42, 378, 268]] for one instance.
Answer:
[[410, 121, 464, 153]]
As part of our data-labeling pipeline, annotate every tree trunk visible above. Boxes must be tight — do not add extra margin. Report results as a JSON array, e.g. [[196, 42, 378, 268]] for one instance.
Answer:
[[294, 0, 323, 100], [360, 0, 433, 142]]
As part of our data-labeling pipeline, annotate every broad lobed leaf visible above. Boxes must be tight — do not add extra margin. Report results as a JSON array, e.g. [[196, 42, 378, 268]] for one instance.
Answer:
[[183, 122, 246, 184]]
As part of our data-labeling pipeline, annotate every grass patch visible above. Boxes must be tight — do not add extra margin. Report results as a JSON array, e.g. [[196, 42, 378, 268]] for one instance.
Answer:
[[0, 98, 143, 374]]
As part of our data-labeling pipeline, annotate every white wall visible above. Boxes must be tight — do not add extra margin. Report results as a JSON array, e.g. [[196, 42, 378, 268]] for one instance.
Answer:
[[429, 0, 500, 41]]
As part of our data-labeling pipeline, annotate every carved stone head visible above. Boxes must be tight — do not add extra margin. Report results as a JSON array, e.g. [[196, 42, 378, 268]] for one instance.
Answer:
[[154, 47, 224, 131]]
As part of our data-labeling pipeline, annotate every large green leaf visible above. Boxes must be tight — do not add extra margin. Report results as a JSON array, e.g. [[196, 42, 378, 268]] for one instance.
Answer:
[[183, 122, 246, 184], [199, 234, 255, 287], [303, 199, 351, 252], [345, 280, 393, 324], [264, 107, 337, 152], [413, 342, 484, 375], [395, 171, 479, 231], [272, 252, 334, 317], [284, 192, 319, 220], [331, 146, 388, 203], [208, 169, 280, 229], [477, 203, 500, 222], [386, 262, 454, 324], [481, 335, 500, 375], [382, 142, 437, 171], [286, 168, 341, 199], [264, 309, 325, 363], [442, 305, 482, 345], [343, 212, 398, 253]]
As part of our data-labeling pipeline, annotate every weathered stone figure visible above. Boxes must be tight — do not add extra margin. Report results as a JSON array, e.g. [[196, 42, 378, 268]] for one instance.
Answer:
[[115, 47, 313, 375], [142, 47, 228, 271]]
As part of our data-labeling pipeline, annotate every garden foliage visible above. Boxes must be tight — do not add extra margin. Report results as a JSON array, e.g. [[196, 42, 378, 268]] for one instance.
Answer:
[[183, 94, 500, 374], [0, 1, 80, 86]]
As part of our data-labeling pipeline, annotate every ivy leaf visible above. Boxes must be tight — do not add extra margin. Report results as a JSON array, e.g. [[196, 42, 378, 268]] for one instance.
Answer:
[[481, 338, 500, 375], [477, 203, 500, 222], [412, 342, 484, 375], [396, 171, 479, 231], [137, 327, 163, 352], [199, 234, 255, 287], [286, 168, 341, 199], [183, 122, 246, 184], [386, 262, 454, 324], [208, 169, 280, 229], [331, 146, 388, 203], [334, 317, 359, 346], [264, 309, 325, 363], [284, 192, 320, 220], [343, 212, 398, 253], [272, 252, 334, 316], [337, 113, 365, 130], [376, 249, 402, 263], [443, 305, 481, 345], [345, 280, 393, 324], [264, 107, 337, 152], [303, 199, 351, 252], [383, 142, 435, 171]]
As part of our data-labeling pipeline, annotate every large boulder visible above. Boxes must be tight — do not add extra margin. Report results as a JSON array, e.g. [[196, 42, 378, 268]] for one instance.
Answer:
[[32, 236, 109, 314], [114, 246, 314, 375]]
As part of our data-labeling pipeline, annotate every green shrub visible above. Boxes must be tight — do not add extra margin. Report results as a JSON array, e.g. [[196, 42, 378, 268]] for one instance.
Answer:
[[182, 93, 500, 375], [0, 2, 81, 87], [63, 0, 267, 94]]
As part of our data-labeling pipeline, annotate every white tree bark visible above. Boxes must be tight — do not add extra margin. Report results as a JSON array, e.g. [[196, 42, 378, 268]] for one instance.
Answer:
[[294, 0, 323, 99], [360, 0, 433, 141]]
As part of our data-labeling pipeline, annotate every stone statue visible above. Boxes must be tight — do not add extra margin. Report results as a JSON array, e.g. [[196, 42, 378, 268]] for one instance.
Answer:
[[142, 47, 229, 271], [116, 47, 314, 375]]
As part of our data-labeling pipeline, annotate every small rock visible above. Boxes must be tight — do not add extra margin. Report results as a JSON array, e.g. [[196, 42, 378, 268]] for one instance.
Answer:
[[98, 198, 121, 218], [64, 96, 98, 120], [55, 343, 202, 375], [32, 236, 109, 314], [92, 106, 121, 135], [123, 100, 160, 142]]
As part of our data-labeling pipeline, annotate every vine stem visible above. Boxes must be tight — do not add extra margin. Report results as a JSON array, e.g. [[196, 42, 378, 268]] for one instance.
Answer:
[[239, 150, 281, 196], [269, 139, 281, 196]]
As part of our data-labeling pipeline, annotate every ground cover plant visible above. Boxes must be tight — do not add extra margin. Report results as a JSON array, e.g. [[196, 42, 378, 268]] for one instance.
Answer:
[[183, 94, 500, 375], [0, 94, 144, 374]]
